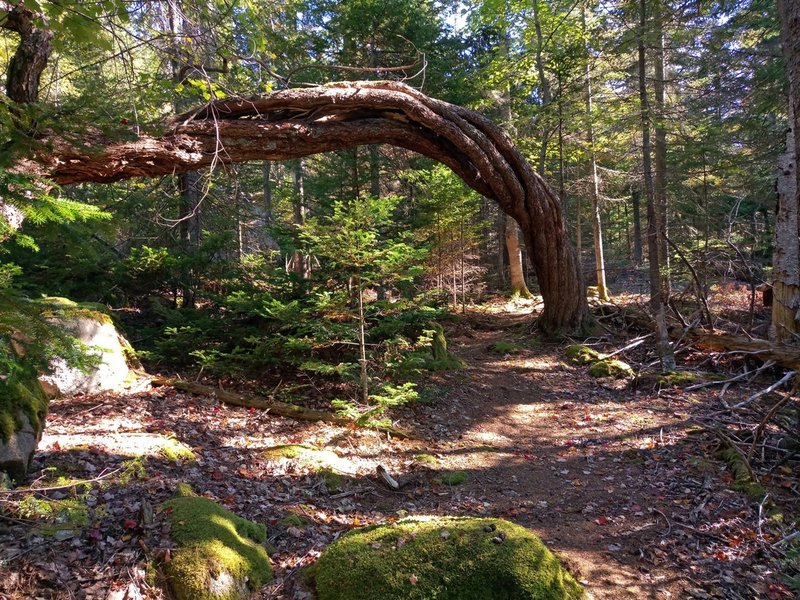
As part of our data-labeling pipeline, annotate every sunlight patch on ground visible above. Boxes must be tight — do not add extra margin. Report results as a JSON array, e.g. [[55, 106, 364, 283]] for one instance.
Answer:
[[40, 431, 194, 458]]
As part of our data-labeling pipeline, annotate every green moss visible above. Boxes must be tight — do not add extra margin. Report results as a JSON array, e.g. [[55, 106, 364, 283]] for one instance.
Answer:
[[39, 297, 114, 326], [491, 341, 524, 355], [436, 470, 469, 486], [717, 447, 766, 499], [279, 514, 310, 528], [658, 371, 700, 386], [564, 344, 603, 365], [159, 437, 196, 462], [161, 493, 272, 600], [414, 453, 439, 466], [0, 368, 49, 443], [262, 444, 314, 459], [587, 359, 633, 379], [313, 516, 583, 600], [317, 468, 346, 493]]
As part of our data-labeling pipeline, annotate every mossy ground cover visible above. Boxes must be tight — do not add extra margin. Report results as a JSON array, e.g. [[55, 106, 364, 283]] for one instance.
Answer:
[[587, 358, 633, 379], [564, 344, 603, 365], [161, 486, 272, 600], [312, 516, 583, 600]]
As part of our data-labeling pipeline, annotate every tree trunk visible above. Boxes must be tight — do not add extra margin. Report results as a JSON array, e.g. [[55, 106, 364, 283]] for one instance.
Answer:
[[653, 0, 671, 299], [632, 188, 643, 265], [639, 0, 675, 371], [583, 6, 609, 301], [774, 0, 800, 343], [32, 82, 589, 334], [292, 158, 308, 279], [506, 216, 532, 297], [2, 4, 53, 104]]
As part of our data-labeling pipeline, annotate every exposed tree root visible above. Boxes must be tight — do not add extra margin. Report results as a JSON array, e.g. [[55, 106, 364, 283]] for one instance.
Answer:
[[150, 377, 419, 439]]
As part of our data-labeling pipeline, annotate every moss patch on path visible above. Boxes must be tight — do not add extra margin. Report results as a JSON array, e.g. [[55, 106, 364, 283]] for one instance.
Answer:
[[312, 516, 583, 600], [161, 485, 272, 600]]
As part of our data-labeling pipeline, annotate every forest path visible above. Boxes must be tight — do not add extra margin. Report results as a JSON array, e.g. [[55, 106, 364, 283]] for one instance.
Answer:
[[6, 302, 786, 599], [410, 303, 692, 599]]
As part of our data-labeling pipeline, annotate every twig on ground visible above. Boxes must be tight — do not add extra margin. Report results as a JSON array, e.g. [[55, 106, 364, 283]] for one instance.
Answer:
[[0, 467, 121, 495], [604, 334, 652, 359], [747, 391, 796, 461], [686, 361, 776, 391], [650, 507, 672, 536], [732, 371, 796, 410]]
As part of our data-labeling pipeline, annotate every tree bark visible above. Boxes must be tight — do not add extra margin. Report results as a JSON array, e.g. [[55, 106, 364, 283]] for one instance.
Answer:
[[632, 187, 643, 265], [583, 6, 609, 301], [639, 1, 675, 371], [774, 0, 800, 343], [505, 216, 532, 297], [653, 0, 671, 299], [2, 3, 53, 104], [28, 82, 589, 334]]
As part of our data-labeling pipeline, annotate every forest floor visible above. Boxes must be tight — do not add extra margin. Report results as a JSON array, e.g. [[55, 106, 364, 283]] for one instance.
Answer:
[[2, 296, 798, 599]]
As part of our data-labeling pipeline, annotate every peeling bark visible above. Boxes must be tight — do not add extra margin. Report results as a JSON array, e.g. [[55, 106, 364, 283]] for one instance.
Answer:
[[29, 82, 589, 334]]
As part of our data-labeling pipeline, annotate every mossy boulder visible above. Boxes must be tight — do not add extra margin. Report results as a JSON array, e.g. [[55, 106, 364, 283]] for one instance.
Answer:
[[0, 369, 49, 482], [564, 344, 603, 365], [38, 298, 143, 396], [587, 359, 633, 379], [161, 485, 272, 600], [312, 516, 583, 600]]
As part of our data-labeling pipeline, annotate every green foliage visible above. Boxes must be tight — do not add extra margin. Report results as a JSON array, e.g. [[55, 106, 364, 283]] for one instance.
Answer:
[[437, 470, 469, 486]]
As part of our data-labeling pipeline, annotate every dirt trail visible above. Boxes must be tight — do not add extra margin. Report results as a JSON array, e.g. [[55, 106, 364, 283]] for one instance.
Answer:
[[406, 309, 691, 599]]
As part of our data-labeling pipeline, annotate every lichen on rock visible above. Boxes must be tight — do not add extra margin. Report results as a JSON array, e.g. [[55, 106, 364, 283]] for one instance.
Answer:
[[161, 485, 272, 600], [312, 516, 584, 600]]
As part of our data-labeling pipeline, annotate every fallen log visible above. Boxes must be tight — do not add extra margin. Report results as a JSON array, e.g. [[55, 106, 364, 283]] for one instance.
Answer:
[[688, 332, 800, 371], [151, 377, 419, 439]]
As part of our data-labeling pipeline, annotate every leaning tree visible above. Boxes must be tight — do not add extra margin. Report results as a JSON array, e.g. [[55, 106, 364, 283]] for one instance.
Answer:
[[26, 81, 589, 334]]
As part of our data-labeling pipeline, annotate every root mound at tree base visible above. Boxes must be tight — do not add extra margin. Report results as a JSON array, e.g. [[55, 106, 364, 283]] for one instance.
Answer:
[[311, 516, 583, 600]]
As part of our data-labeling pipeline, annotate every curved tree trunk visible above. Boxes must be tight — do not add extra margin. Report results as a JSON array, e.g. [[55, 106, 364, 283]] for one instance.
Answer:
[[27, 82, 589, 334]]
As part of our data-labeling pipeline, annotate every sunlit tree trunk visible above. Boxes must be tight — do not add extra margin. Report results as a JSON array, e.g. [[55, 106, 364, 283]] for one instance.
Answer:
[[292, 158, 309, 279], [499, 34, 533, 298], [773, 0, 800, 342], [583, 5, 609, 301], [640, 0, 675, 371], [653, 0, 671, 299], [506, 217, 532, 297]]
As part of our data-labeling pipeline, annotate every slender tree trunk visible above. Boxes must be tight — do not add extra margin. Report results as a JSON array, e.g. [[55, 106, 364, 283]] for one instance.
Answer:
[[583, 6, 609, 301], [369, 145, 381, 198], [773, 0, 800, 342], [506, 216, 532, 297], [632, 188, 643, 265], [639, 0, 675, 371], [532, 0, 553, 175], [292, 158, 308, 278], [653, 0, 671, 299], [499, 34, 533, 298]]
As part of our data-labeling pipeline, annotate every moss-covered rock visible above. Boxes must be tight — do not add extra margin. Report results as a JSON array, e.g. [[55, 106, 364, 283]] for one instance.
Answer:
[[0, 356, 49, 481], [161, 486, 272, 600], [565, 344, 603, 365], [587, 358, 633, 379], [313, 516, 583, 600]]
